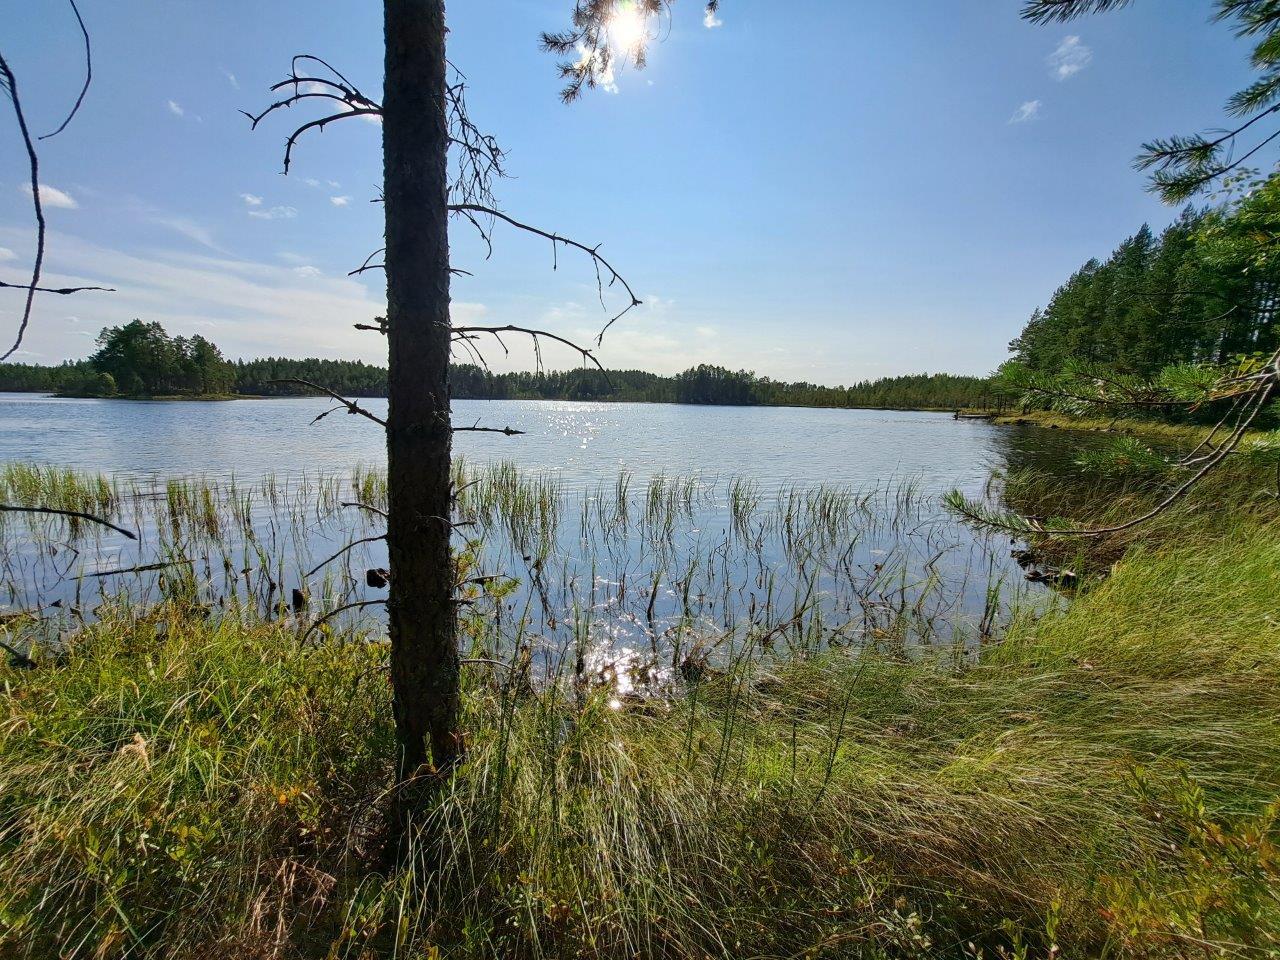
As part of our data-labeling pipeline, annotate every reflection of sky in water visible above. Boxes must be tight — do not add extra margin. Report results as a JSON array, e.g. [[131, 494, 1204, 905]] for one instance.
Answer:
[[1, 395, 1099, 684], [0, 394, 1090, 495]]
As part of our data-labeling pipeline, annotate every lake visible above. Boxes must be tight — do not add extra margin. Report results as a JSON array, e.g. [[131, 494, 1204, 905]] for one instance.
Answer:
[[1, 393, 1033, 491], [0, 393, 1087, 676]]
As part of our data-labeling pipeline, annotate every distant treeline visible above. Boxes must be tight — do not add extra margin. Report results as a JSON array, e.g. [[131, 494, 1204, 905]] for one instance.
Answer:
[[453, 365, 1003, 409], [208, 357, 1009, 409], [0, 334, 1003, 411], [1007, 179, 1279, 378]]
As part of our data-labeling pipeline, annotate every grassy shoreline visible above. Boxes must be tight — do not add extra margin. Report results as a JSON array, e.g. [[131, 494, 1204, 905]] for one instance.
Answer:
[[1, 454, 1277, 957], [991, 408, 1241, 445], [1, 522, 1276, 957]]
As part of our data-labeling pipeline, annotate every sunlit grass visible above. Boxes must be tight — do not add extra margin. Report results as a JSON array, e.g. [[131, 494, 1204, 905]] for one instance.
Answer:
[[0, 510, 1277, 957], [2, 453, 1278, 955]]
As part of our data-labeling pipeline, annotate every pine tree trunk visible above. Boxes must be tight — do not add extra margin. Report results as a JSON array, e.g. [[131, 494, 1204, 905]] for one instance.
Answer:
[[382, 0, 460, 789]]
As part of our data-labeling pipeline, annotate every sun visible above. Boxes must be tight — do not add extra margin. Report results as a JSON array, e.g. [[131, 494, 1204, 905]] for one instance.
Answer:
[[608, 2, 648, 58]]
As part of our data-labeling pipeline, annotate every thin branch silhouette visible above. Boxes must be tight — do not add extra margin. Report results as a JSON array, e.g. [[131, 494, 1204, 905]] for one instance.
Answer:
[[0, 504, 138, 541], [268, 378, 387, 428], [0, 280, 114, 295], [39, 0, 91, 140], [306, 534, 388, 579], [0, 54, 46, 363], [448, 203, 642, 343]]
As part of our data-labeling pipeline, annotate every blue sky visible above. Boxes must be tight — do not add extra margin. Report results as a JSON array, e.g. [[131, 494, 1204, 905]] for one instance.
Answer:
[[0, 1, 1264, 383]]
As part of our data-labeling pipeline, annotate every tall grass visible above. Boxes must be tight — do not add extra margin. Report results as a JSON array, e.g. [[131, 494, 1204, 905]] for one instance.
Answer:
[[0, 515, 1277, 957], [0, 461, 1017, 663]]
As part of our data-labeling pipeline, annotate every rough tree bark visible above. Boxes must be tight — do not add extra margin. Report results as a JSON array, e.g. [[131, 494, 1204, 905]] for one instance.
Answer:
[[382, 0, 461, 788]]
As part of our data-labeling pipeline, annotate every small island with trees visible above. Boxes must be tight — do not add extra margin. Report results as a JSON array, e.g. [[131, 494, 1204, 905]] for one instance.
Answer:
[[49, 320, 237, 399]]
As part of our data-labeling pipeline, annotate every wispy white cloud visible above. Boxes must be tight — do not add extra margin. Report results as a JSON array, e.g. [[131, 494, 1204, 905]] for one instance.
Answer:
[[0, 247, 15, 262], [248, 205, 298, 221], [167, 99, 185, 117], [222, 69, 239, 90], [1048, 35, 1091, 80], [304, 178, 321, 188], [703, 7, 723, 28], [147, 215, 222, 252], [293, 265, 323, 278], [22, 184, 78, 209], [0, 226, 389, 362], [240, 193, 263, 207], [329, 196, 351, 207], [1009, 99, 1041, 123]]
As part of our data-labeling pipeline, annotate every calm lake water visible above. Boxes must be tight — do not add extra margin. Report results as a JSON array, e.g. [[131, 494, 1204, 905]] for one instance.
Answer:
[[0, 393, 1042, 493], [0, 393, 1088, 673]]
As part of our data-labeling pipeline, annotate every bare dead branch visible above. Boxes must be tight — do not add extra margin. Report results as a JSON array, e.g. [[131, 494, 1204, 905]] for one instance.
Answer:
[[436, 64, 508, 207], [453, 324, 610, 377], [0, 54, 46, 363], [291, 54, 361, 95], [451, 332, 491, 370], [447, 204, 642, 343], [0, 504, 138, 540], [268, 378, 387, 428], [341, 500, 388, 518], [240, 92, 377, 130], [39, 0, 91, 140], [348, 247, 385, 276], [0, 279, 115, 295], [305, 534, 387, 578], [453, 420, 525, 436], [279, 109, 380, 174], [242, 54, 382, 153]]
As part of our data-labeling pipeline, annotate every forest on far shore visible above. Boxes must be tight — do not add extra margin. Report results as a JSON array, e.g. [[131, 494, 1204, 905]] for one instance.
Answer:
[[0, 324, 1004, 411]]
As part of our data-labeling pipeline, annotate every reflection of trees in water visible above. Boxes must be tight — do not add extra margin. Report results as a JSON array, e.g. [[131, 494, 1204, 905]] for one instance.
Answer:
[[996, 424, 1196, 477], [992, 426, 1105, 478], [986, 426, 1141, 513], [985, 425, 1192, 526]]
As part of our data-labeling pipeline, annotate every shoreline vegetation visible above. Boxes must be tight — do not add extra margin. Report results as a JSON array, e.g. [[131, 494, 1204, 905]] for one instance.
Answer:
[[0, 353, 1010, 413], [4, 2, 1279, 954], [990, 408, 1270, 444]]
